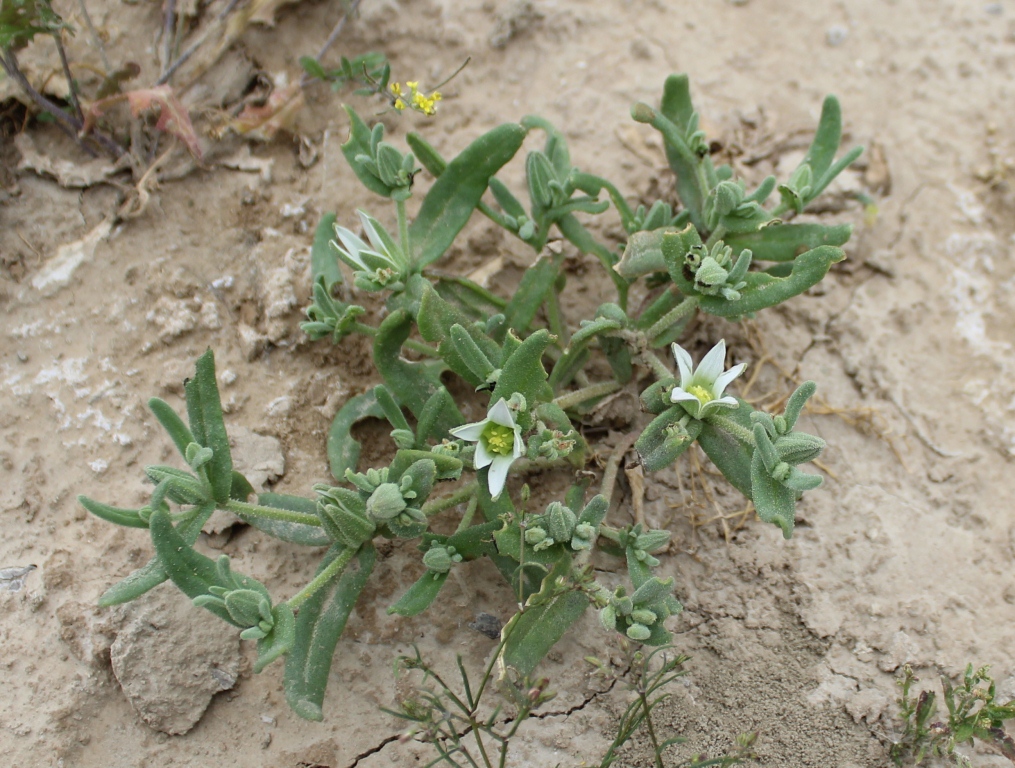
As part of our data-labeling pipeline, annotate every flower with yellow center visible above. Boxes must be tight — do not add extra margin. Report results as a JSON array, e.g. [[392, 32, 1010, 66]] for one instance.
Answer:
[[449, 398, 524, 500], [669, 339, 746, 420]]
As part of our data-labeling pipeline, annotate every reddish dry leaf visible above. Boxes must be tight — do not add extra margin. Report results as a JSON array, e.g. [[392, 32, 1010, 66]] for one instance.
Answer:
[[225, 83, 305, 141], [84, 85, 202, 159]]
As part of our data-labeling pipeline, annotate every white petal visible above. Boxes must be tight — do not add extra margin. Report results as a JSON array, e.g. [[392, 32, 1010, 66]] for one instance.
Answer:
[[670, 387, 699, 404], [486, 456, 512, 499], [357, 210, 386, 252], [487, 398, 516, 428], [474, 440, 495, 469], [512, 428, 525, 459], [712, 395, 739, 408], [450, 420, 486, 442], [695, 340, 727, 386], [332, 229, 370, 269], [713, 363, 747, 397], [671, 343, 694, 386], [701, 396, 739, 418]]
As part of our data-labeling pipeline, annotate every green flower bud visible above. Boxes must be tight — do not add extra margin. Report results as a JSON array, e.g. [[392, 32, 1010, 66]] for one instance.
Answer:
[[599, 604, 618, 631], [694, 256, 730, 294], [630, 608, 658, 626], [366, 483, 408, 521], [524, 526, 549, 545], [422, 542, 461, 574], [185, 442, 214, 471], [391, 429, 416, 450], [634, 530, 671, 553], [222, 589, 269, 629], [317, 501, 375, 548], [532, 537, 556, 552], [626, 623, 651, 641], [615, 596, 634, 616], [545, 502, 577, 543], [773, 432, 825, 466]]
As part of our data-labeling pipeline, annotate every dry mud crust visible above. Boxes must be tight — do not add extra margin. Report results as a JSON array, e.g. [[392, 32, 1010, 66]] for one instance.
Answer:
[[3, 0, 1015, 767]]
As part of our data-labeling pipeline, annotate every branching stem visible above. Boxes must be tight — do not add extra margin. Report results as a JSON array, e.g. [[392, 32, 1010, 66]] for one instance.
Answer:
[[286, 544, 357, 609], [225, 499, 322, 527]]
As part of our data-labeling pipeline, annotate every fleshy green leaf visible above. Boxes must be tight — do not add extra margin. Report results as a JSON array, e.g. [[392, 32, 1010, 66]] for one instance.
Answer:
[[498, 554, 588, 679], [502, 250, 563, 335], [409, 123, 527, 268], [696, 246, 845, 318], [184, 351, 233, 504], [696, 401, 755, 499], [635, 407, 703, 473], [78, 496, 148, 529], [98, 504, 215, 606], [311, 212, 342, 290], [147, 397, 195, 459], [492, 329, 554, 407], [327, 391, 384, 482], [254, 603, 295, 672], [750, 451, 796, 539], [387, 571, 449, 616], [284, 543, 376, 720], [724, 222, 852, 263], [149, 507, 268, 627], [341, 106, 394, 197]]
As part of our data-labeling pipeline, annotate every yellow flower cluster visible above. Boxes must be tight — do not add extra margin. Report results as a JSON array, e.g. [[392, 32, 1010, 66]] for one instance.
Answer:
[[389, 81, 442, 116]]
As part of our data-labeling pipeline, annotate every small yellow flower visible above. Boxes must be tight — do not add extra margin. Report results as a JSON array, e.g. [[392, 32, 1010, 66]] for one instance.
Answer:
[[390, 83, 402, 96], [406, 81, 419, 92], [431, 91, 442, 102], [393, 98, 406, 110]]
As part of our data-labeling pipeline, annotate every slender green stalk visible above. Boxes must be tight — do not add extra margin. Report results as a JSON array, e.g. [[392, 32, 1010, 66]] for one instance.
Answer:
[[397, 197, 412, 261], [706, 414, 755, 446], [545, 289, 568, 347], [454, 494, 479, 534], [225, 499, 322, 527], [645, 296, 699, 343], [641, 350, 674, 381], [286, 545, 357, 609], [422, 482, 479, 517], [553, 380, 622, 411]]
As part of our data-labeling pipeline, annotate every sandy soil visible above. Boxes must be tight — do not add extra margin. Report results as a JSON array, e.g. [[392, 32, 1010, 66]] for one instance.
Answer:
[[2, 0, 1015, 766]]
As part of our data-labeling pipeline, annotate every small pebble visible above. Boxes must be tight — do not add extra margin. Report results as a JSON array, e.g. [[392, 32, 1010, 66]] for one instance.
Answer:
[[826, 24, 849, 46]]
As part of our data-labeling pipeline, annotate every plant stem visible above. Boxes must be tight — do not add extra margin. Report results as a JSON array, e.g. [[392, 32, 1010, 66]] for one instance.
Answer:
[[641, 350, 673, 381], [454, 494, 479, 533], [706, 414, 755, 446], [286, 545, 357, 609], [161, 0, 177, 77], [299, 0, 364, 88], [553, 380, 622, 411], [76, 0, 111, 72], [645, 296, 698, 343], [396, 197, 412, 263], [225, 499, 322, 527], [52, 33, 82, 122], [545, 286, 568, 348], [422, 482, 478, 517], [0, 48, 125, 158]]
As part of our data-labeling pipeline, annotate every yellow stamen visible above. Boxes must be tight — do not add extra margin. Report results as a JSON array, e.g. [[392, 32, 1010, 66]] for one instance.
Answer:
[[482, 422, 515, 456], [687, 384, 714, 406]]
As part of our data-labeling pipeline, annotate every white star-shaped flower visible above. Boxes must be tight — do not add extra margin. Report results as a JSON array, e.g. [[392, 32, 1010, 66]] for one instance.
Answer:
[[449, 398, 524, 500], [330, 211, 407, 287], [669, 339, 746, 419]]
